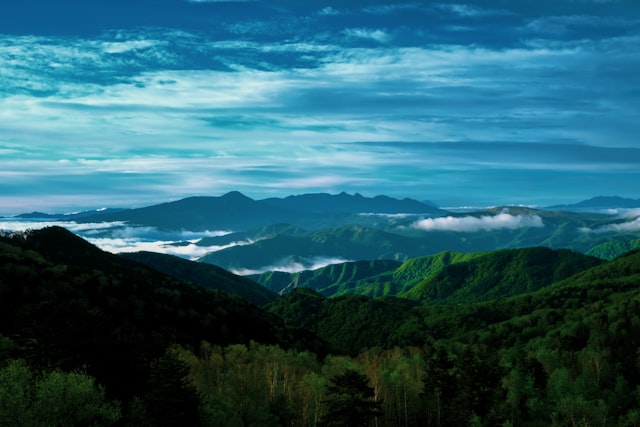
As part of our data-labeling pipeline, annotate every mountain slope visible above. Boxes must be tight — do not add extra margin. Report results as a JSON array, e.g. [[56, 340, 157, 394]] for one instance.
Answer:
[[251, 247, 603, 301], [79, 191, 292, 231], [251, 259, 403, 297], [400, 247, 605, 303], [198, 206, 638, 272], [198, 225, 430, 272], [267, 248, 640, 355], [120, 251, 277, 306], [0, 227, 324, 401]]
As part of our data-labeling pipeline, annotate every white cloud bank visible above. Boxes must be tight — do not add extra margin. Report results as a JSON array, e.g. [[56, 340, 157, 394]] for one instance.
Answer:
[[0, 219, 237, 260], [412, 212, 544, 232], [580, 216, 640, 234], [232, 256, 353, 276]]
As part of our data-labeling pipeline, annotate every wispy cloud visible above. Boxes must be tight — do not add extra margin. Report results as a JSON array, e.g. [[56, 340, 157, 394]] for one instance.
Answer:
[[318, 6, 340, 16], [580, 212, 640, 233], [434, 3, 512, 18], [412, 211, 544, 232], [0, 219, 239, 260], [344, 28, 391, 43], [581, 218, 640, 234], [232, 256, 353, 275]]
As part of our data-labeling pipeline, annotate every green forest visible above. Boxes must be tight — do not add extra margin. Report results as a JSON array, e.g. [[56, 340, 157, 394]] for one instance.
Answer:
[[2, 226, 640, 426]]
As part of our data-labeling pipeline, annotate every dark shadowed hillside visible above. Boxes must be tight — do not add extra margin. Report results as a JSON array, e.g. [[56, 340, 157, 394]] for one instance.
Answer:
[[120, 250, 277, 306], [0, 227, 325, 402]]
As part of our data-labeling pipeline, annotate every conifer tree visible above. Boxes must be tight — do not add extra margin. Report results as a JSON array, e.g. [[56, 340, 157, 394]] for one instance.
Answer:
[[146, 350, 201, 427], [320, 368, 382, 427]]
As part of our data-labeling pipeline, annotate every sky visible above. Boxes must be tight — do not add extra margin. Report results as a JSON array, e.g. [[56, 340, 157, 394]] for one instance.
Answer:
[[1, 0, 639, 214]]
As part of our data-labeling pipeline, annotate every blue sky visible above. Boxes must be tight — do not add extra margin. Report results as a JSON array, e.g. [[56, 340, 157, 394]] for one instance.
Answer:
[[1, 0, 639, 214]]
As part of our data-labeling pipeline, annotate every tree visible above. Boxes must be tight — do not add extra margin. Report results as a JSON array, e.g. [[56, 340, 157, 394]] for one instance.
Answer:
[[0, 359, 121, 427], [320, 368, 382, 427], [146, 350, 201, 427]]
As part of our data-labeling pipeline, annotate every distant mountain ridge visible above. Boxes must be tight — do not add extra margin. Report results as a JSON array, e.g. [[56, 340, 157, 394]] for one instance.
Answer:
[[547, 195, 640, 211], [198, 207, 633, 272], [75, 191, 444, 231], [261, 192, 445, 214], [14, 208, 125, 220]]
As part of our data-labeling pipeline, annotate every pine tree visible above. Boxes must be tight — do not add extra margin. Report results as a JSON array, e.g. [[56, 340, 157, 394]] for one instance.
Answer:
[[146, 349, 201, 427], [320, 368, 382, 427]]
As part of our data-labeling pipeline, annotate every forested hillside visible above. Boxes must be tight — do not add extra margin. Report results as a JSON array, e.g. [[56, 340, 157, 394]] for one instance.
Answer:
[[0, 227, 323, 425], [252, 247, 604, 301], [2, 227, 640, 426], [120, 250, 278, 306]]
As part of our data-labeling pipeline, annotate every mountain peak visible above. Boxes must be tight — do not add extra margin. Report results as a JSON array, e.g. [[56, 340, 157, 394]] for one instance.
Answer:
[[221, 191, 253, 201]]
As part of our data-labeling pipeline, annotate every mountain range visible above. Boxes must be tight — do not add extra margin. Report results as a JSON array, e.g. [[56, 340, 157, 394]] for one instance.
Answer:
[[250, 247, 604, 301], [198, 206, 640, 272], [4, 222, 640, 425], [4, 191, 640, 274], [75, 191, 444, 231]]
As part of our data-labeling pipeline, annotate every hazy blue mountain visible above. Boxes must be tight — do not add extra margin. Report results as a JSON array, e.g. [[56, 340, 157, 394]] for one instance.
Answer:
[[78, 191, 294, 230], [546, 196, 640, 212], [260, 192, 445, 214], [76, 191, 447, 231], [120, 251, 277, 306], [13, 208, 125, 219], [198, 225, 439, 272], [10, 193, 640, 270]]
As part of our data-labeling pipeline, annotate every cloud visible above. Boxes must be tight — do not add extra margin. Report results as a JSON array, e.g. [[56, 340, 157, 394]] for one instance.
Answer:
[[363, 4, 424, 15], [580, 214, 640, 233], [433, 3, 512, 18], [318, 6, 340, 16], [344, 28, 391, 43], [412, 211, 544, 232], [232, 256, 353, 276], [0, 218, 239, 260], [359, 213, 425, 219]]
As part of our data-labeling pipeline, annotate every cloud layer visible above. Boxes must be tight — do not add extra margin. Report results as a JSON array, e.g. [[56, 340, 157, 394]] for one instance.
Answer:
[[232, 256, 354, 276], [0, 219, 234, 260], [412, 212, 545, 232]]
